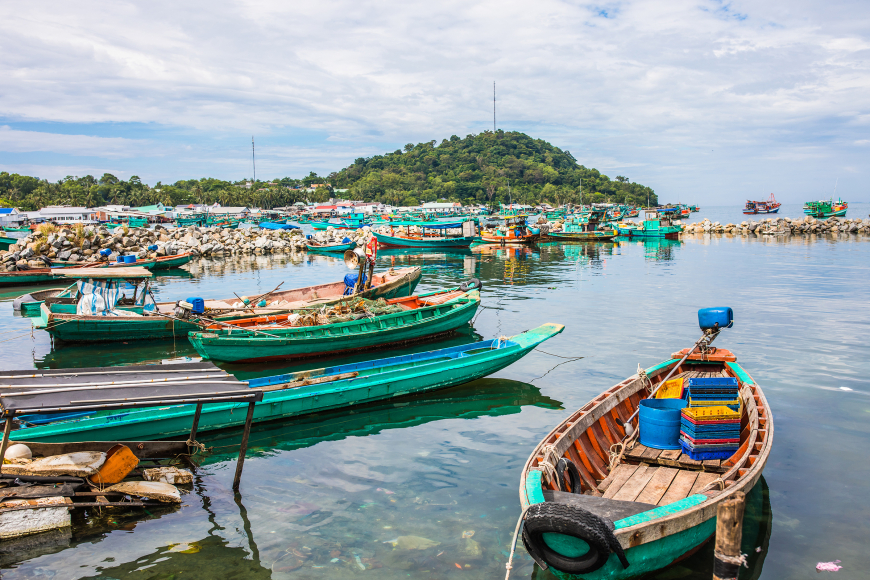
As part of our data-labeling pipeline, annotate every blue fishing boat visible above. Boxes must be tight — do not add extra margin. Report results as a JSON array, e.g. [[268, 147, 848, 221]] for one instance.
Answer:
[[617, 208, 683, 239], [259, 222, 300, 230], [11, 324, 565, 442], [305, 240, 356, 253]]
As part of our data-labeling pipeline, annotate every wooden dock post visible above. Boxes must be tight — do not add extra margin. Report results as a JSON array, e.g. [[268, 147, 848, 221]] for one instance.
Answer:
[[713, 491, 746, 580]]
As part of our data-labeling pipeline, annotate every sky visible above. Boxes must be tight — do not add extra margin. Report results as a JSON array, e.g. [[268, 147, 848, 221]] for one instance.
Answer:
[[1, 0, 868, 204]]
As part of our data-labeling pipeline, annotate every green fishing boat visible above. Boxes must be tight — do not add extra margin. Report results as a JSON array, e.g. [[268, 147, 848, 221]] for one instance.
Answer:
[[803, 198, 848, 218], [11, 323, 562, 442], [12, 284, 75, 316], [35, 266, 423, 342], [548, 207, 618, 241], [305, 240, 356, 253], [513, 308, 772, 580], [2, 226, 30, 233], [0, 268, 64, 287], [187, 288, 481, 363], [617, 208, 683, 239], [374, 220, 476, 248], [0, 236, 18, 251]]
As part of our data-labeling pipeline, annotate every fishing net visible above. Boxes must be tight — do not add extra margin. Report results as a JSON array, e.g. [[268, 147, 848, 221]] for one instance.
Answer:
[[250, 297, 403, 330]]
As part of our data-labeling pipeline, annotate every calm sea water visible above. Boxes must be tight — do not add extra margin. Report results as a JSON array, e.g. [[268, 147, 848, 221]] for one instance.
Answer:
[[1, 204, 868, 579]]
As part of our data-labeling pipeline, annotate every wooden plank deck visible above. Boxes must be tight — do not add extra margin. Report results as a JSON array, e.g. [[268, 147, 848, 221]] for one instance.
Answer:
[[602, 464, 718, 507]]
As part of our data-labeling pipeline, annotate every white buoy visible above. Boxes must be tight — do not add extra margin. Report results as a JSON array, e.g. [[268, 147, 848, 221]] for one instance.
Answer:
[[5, 444, 32, 460]]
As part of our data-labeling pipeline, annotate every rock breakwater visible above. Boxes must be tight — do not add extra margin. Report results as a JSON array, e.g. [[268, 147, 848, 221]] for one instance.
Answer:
[[2, 225, 369, 272], [683, 216, 870, 236]]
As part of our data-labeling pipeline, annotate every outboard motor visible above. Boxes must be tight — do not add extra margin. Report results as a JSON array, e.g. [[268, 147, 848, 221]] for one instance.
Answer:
[[174, 300, 194, 320]]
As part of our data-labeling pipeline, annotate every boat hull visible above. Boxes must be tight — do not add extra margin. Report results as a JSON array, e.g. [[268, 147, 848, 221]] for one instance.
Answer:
[[13, 324, 563, 442], [617, 226, 681, 240], [546, 230, 617, 242], [187, 291, 480, 362], [0, 270, 58, 287], [305, 242, 356, 253], [37, 268, 422, 342], [373, 232, 475, 248]]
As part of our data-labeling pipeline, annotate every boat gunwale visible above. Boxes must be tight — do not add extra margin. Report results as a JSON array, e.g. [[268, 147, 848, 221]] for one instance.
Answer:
[[519, 353, 773, 550]]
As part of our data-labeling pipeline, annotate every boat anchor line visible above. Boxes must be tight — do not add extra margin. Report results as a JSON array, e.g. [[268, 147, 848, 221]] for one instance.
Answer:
[[529, 350, 584, 382]]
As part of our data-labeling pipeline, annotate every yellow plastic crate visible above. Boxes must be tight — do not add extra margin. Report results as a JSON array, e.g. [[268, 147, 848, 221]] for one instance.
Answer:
[[682, 404, 741, 421], [655, 377, 685, 399]]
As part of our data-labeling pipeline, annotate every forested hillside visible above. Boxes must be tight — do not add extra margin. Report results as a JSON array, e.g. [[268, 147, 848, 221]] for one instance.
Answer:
[[0, 131, 656, 210]]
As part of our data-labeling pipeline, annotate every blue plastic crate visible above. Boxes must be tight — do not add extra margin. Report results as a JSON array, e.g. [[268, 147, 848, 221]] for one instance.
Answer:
[[679, 440, 738, 461]]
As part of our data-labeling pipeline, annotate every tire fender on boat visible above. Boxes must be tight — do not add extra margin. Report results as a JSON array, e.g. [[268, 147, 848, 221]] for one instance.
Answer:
[[556, 458, 582, 494], [521, 502, 629, 574], [460, 278, 482, 292]]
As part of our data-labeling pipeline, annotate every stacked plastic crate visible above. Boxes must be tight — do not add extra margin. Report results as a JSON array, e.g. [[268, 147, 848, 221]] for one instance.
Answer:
[[679, 377, 741, 460]]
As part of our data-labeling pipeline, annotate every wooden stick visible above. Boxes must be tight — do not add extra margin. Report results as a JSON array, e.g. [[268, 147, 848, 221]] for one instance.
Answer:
[[713, 491, 746, 580], [189, 403, 203, 444], [0, 418, 12, 467], [232, 401, 256, 490]]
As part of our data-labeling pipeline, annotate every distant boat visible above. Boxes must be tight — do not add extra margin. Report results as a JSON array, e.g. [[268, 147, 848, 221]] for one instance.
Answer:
[[803, 198, 847, 218], [743, 193, 781, 215]]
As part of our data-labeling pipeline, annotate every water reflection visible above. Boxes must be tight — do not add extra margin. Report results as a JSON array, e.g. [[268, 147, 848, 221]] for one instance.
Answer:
[[198, 378, 564, 461]]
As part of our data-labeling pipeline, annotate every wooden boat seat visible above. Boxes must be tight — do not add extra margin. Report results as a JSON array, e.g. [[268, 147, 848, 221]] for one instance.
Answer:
[[419, 291, 464, 306], [623, 443, 727, 473], [598, 463, 722, 506], [543, 490, 655, 522]]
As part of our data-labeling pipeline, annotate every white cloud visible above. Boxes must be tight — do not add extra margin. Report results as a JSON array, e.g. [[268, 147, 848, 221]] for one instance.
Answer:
[[0, 126, 152, 158], [0, 0, 868, 199]]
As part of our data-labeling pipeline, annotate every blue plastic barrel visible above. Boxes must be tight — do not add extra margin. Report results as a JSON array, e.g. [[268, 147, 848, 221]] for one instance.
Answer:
[[116, 255, 125, 263], [698, 307, 733, 330], [123, 255, 137, 263], [638, 398, 687, 450], [185, 297, 205, 314]]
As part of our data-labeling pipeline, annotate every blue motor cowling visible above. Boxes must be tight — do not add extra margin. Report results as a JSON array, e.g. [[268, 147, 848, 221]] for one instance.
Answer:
[[698, 307, 733, 331]]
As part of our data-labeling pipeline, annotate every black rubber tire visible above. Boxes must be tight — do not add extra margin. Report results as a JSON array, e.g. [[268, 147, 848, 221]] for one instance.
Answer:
[[459, 278, 482, 292], [556, 458, 582, 494], [522, 502, 628, 575]]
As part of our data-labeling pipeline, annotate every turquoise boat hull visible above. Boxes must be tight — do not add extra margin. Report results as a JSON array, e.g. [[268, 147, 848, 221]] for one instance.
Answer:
[[0, 236, 19, 251], [374, 232, 475, 248], [12, 323, 563, 442], [305, 241, 356, 253], [187, 290, 481, 362]]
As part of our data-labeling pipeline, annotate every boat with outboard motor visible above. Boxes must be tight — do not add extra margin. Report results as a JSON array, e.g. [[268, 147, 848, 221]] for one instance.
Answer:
[[11, 323, 563, 442], [512, 308, 771, 580], [34, 266, 422, 342], [187, 286, 482, 363], [617, 208, 683, 239]]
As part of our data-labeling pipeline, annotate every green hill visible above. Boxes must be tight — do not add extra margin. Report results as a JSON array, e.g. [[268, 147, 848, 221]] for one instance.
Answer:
[[0, 131, 655, 210], [333, 130, 657, 207]]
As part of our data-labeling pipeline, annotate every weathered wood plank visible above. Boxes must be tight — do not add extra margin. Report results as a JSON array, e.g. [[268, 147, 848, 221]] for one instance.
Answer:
[[601, 464, 640, 498], [641, 446, 663, 460], [657, 470, 700, 506], [678, 453, 702, 467], [14, 441, 188, 460], [611, 465, 657, 502], [635, 467, 679, 505]]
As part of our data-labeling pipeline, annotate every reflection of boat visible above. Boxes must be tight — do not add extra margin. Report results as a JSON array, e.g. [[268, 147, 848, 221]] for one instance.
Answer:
[[518, 309, 772, 580], [199, 378, 564, 461], [639, 237, 683, 262], [17, 324, 563, 442], [376, 247, 472, 259]]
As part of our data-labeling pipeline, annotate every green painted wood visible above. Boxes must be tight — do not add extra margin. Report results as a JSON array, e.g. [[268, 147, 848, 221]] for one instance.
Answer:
[[36, 273, 421, 342], [725, 361, 754, 385], [0, 236, 18, 251], [525, 470, 546, 506], [373, 231, 475, 248], [13, 323, 563, 442], [187, 290, 481, 362], [305, 242, 356, 253], [613, 494, 707, 529], [0, 271, 59, 287]]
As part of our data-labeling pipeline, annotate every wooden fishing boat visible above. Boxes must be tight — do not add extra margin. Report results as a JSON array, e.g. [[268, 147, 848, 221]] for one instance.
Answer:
[[35, 266, 422, 343], [50, 252, 193, 271], [617, 208, 683, 239], [548, 207, 618, 242], [305, 240, 356, 253], [0, 268, 64, 287], [743, 194, 781, 215], [374, 220, 476, 248], [187, 287, 481, 363], [12, 324, 562, 442], [514, 309, 771, 580], [0, 236, 19, 251], [803, 198, 847, 218], [12, 285, 75, 316], [479, 215, 540, 245]]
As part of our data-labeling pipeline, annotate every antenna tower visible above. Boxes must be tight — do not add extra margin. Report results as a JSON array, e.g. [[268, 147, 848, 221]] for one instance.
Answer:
[[493, 82, 496, 132], [252, 136, 256, 183]]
